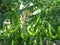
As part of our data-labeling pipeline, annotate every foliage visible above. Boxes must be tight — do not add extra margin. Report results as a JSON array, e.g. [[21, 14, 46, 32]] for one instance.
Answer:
[[0, 0, 60, 45]]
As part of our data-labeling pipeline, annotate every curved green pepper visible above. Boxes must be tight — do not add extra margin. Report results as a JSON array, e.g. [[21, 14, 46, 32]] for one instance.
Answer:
[[48, 23, 58, 39], [27, 15, 41, 36]]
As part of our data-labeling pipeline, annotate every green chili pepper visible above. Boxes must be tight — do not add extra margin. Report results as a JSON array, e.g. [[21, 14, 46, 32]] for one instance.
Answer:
[[48, 23, 58, 39], [27, 14, 41, 36]]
